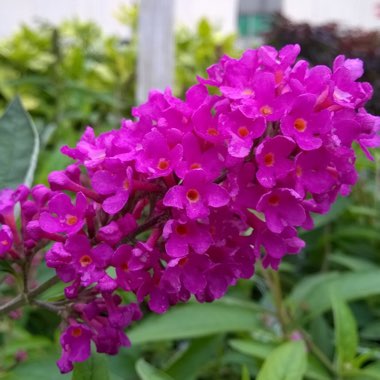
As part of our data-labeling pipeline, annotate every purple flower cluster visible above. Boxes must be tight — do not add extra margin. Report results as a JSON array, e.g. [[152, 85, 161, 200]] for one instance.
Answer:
[[0, 44, 378, 373]]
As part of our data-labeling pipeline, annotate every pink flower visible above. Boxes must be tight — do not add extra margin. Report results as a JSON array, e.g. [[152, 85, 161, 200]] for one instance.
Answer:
[[255, 136, 296, 188], [0, 225, 13, 257], [39, 192, 87, 235], [163, 218, 213, 258], [57, 323, 92, 373], [257, 188, 306, 233], [163, 170, 230, 219]]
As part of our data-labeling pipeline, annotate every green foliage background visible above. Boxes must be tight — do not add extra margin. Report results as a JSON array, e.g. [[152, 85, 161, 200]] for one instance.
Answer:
[[0, 9, 379, 380]]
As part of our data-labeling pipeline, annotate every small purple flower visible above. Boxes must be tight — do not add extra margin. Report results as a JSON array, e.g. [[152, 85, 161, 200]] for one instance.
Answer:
[[163, 170, 230, 219], [91, 164, 133, 215], [255, 136, 296, 188], [39, 192, 87, 235], [0, 225, 13, 257], [295, 149, 338, 195], [175, 133, 223, 180], [46, 235, 113, 288], [257, 188, 306, 233], [281, 94, 332, 150], [220, 109, 266, 158], [163, 219, 213, 258], [239, 72, 292, 121], [57, 323, 92, 374], [112, 244, 151, 292], [135, 129, 183, 179]]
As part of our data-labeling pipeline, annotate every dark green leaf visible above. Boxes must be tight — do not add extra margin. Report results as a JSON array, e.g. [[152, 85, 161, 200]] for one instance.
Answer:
[[135, 359, 174, 380], [165, 336, 221, 380], [256, 341, 307, 380], [361, 321, 380, 340], [0, 97, 39, 188], [288, 270, 380, 318], [128, 302, 261, 345], [72, 354, 110, 380], [331, 292, 358, 372], [241, 365, 250, 380]]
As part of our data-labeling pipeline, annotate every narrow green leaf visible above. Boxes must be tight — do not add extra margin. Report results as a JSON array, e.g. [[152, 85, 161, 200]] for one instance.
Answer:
[[331, 293, 358, 372], [72, 354, 110, 380], [128, 302, 260, 345], [306, 197, 350, 230], [2, 352, 70, 380], [0, 97, 39, 188], [135, 359, 174, 380], [287, 270, 380, 318], [328, 253, 376, 271], [229, 339, 275, 360], [241, 365, 250, 380], [256, 341, 307, 380], [229, 339, 329, 380], [361, 321, 380, 340], [166, 336, 221, 380]]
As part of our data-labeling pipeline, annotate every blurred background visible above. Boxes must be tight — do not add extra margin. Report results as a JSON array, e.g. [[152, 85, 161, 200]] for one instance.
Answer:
[[0, 1, 379, 379]]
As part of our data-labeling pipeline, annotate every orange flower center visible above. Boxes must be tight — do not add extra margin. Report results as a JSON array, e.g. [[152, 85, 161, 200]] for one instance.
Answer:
[[123, 180, 130, 190], [207, 128, 219, 136], [79, 255, 93, 267], [190, 162, 202, 170], [65, 215, 78, 226], [296, 165, 303, 177], [178, 257, 188, 267], [237, 126, 250, 138], [268, 194, 280, 206], [1, 240, 8, 246], [294, 118, 307, 132], [241, 88, 254, 96], [121, 262, 129, 272], [264, 152, 275, 167], [260, 105, 273, 116], [275, 70, 284, 84], [71, 327, 83, 338], [186, 189, 200, 203], [157, 158, 170, 171], [175, 224, 188, 236]]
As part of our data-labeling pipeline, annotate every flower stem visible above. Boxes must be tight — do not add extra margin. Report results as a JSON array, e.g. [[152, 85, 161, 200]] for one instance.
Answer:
[[0, 275, 60, 317]]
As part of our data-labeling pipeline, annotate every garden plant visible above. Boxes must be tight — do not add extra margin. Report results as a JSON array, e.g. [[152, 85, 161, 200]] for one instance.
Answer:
[[1, 7, 380, 377]]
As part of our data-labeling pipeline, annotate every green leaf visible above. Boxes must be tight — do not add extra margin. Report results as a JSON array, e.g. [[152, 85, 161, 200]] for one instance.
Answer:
[[229, 339, 275, 360], [72, 354, 110, 380], [361, 321, 380, 340], [2, 352, 71, 380], [128, 302, 261, 345], [0, 97, 39, 188], [287, 270, 380, 318], [229, 339, 329, 380], [166, 336, 221, 380], [256, 341, 307, 380], [328, 253, 376, 271], [135, 359, 174, 380], [241, 365, 250, 380], [331, 292, 358, 373], [306, 197, 350, 230]]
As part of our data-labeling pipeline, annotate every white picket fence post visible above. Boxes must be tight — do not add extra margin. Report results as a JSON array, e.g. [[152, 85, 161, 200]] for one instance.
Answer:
[[136, 0, 175, 105]]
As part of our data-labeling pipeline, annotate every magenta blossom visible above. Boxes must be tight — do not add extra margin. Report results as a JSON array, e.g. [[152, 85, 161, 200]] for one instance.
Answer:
[[0, 225, 13, 256], [255, 136, 296, 188], [163, 218, 213, 258], [39, 192, 87, 235], [281, 94, 332, 150], [163, 170, 230, 219], [57, 323, 92, 373], [257, 188, 306, 233]]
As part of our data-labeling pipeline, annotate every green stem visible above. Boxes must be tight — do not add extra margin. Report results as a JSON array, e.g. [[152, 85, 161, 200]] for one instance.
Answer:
[[300, 328, 337, 375], [262, 267, 290, 335], [0, 275, 60, 317]]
